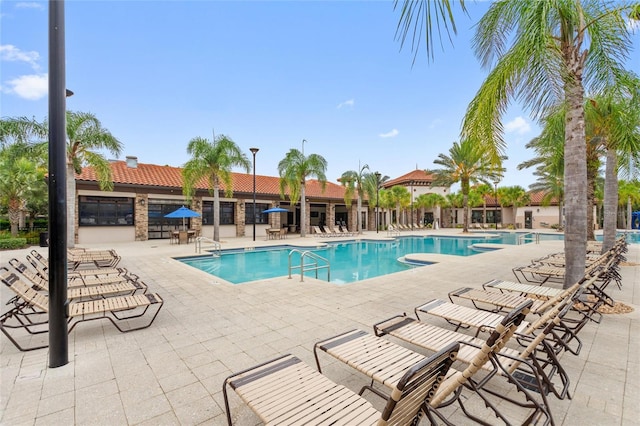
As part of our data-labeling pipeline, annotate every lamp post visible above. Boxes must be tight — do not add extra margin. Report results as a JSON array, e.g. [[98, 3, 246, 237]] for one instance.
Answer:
[[302, 139, 307, 155], [375, 172, 381, 233], [494, 179, 499, 229], [410, 180, 414, 230], [250, 148, 259, 241]]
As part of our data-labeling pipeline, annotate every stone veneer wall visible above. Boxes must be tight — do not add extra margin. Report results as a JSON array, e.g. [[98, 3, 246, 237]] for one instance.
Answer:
[[135, 195, 148, 241], [236, 200, 246, 237]]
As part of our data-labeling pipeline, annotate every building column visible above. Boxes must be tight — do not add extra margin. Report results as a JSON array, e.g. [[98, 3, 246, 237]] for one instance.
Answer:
[[135, 195, 148, 241], [236, 200, 246, 237]]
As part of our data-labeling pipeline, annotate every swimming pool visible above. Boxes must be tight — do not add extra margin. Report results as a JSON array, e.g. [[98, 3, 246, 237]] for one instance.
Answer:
[[179, 234, 540, 285]]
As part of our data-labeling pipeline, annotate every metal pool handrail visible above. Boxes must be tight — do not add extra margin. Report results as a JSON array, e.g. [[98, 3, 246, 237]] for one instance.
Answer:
[[517, 232, 540, 245], [288, 249, 330, 282], [195, 237, 222, 255]]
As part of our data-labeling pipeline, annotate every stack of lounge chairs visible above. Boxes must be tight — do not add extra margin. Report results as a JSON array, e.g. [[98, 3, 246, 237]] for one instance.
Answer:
[[223, 237, 628, 425], [1, 248, 164, 352]]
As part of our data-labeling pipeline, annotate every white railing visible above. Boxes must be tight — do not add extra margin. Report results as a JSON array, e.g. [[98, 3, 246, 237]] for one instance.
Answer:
[[195, 237, 222, 255], [288, 249, 330, 282]]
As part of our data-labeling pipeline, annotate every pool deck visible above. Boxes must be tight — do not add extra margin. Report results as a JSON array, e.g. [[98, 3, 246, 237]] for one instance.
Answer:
[[1, 228, 638, 425]]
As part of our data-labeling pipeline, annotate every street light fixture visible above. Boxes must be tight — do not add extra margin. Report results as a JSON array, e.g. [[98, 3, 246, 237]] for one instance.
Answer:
[[375, 172, 381, 233], [494, 179, 500, 229], [250, 148, 259, 241]]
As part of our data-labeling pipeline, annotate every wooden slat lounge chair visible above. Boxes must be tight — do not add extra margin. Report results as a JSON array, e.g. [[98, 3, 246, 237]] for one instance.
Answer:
[[0, 270, 162, 351], [6, 262, 146, 301], [67, 248, 121, 269], [222, 342, 459, 426], [387, 224, 401, 236], [316, 302, 554, 425], [374, 298, 577, 401], [28, 251, 131, 280]]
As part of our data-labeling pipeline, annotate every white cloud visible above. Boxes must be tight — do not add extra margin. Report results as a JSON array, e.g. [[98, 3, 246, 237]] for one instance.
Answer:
[[0, 44, 41, 70], [379, 128, 399, 138], [4, 73, 48, 100], [337, 98, 354, 109], [16, 2, 45, 9], [504, 116, 531, 135]]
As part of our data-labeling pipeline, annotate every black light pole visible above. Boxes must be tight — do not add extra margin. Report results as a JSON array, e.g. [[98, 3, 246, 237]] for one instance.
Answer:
[[48, 0, 69, 368], [494, 179, 499, 229], [375, 172, 381, 233], [250, 148, 259, 241], [410, 180, 414, 230]]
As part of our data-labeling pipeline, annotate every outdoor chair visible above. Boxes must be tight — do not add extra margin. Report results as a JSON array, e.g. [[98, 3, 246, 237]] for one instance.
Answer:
[[67, 248, 121, 269], [223, 342, 459, 425], [374, 298, 577, 402], [7, 261, 146, 301], [315, 301, 554, 425], [29, 250, 128, 277], [0, 269, 163, 352]]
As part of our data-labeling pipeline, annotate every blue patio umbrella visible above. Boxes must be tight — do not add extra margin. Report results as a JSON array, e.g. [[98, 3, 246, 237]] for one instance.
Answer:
[[164, 205, 201, 230], [262, 207, 289, 214]]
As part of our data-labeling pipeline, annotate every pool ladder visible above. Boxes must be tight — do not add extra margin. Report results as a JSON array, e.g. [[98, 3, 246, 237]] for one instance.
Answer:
[[195, 237, 222, 256], [288, 249, 330, 282], [517, 232, 540, 245]]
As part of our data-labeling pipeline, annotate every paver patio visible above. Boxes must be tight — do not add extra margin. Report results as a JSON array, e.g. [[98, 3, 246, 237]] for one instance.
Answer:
[[1, 229, 638, 425]]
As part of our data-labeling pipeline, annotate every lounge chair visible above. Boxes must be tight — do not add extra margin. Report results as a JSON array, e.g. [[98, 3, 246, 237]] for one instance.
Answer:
[[26, 253, 136, 284], [387, 224, 400, 236], [222, 342, 459, 425], [312, 225, 332, 237], [67, 248, 121, 269], [374, 298, 576, 402], [6, 261, 146, 301], [315, 301, 553, 425], [0, 269, 163, 351]]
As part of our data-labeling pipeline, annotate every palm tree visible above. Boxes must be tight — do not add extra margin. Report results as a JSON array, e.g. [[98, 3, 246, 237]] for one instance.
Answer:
[[277, 149, 327, 237], [0, 144, 46, 236], [362, 172, 389, 231], [473, 183, 493, 226], [586, 86, 640, 251], [0, 116, 47, 146], [429, 138, 502, 233], [445, 192, 463, 228], [340, 163, 369, 233], [460, 1, 637, 287], [419, 193, 447, 228], [182, 135, 250, 242], [66, 111, 122, 247], [529, 166, 564, 229], [618, 180, 640, 229], [497, 186, 530, 228], [387, 185, 410, 227]]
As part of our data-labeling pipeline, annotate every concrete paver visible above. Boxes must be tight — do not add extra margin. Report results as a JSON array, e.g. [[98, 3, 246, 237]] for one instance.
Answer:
[[1, 229, 638, 425]]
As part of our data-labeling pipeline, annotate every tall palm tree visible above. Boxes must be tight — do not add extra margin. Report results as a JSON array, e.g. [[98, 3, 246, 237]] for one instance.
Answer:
[[182, 135, 250, 242], [0, 116, 47, 147], [618, 180, 640, 229], [388, 185, 410, 226], [419, 192, 447, 228], [460, 1, 637, 287], [429, 139, 502, 233], [586, 86, 640, 251], [66, 111, 122, 247], [363, 172, 390, 231], [0, 144, 46, 236], [473, 183, 493, 226], [277, 149, 327, 237], [497, 186, 530, 228], [340, 163, 369, 233]]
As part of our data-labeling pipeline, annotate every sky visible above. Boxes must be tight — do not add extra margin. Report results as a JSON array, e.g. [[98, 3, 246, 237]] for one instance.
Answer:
[[2, 0, 639, 190]]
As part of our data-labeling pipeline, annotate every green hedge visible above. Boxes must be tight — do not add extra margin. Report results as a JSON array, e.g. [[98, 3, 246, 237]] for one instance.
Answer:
[[0, 238, 28, 250]]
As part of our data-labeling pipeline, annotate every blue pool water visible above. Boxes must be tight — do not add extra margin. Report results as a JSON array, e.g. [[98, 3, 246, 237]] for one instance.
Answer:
[[179, 233, 551, 285]]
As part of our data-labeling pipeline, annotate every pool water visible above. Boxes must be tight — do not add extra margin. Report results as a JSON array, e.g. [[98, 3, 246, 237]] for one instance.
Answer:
[[179, 234, 544, 285]]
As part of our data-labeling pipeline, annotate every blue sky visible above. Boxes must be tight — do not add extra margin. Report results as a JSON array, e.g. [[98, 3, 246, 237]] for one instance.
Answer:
[[2, 1, 639, 190]]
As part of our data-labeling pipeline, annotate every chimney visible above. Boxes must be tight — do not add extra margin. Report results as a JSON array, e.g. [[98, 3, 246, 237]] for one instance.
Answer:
[[126, 156, 138, 168]]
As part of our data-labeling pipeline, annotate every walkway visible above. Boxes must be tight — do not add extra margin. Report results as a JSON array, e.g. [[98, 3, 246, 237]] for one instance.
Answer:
[[1, 229, 638, 425]]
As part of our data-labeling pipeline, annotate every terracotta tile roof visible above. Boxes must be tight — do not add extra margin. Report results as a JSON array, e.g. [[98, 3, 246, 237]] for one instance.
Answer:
[[76, 160, 347, 200], [383, 169, 435, 188], [527, 191, 559, 205]]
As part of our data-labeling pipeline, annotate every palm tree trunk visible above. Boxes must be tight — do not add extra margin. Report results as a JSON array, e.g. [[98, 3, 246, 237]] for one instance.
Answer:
[[563, 75, 588, 289], [300, 183, 307, 237], [357, 194, 362, 233], [66, 163, 76, 247], [586, 161, 597, 241], [213, 182, 220, 242], [602, 147, 618, 252], [8, 201, 20, 237]]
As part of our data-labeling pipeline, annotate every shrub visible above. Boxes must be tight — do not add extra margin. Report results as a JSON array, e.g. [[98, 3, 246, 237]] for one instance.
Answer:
[[0, 238, 27, 250]]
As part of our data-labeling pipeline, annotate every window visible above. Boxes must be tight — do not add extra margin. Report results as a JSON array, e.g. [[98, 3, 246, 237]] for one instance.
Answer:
[[79, 196, 134, 226], [245, 203, 270, 224], [202, 201, 235, 225]]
